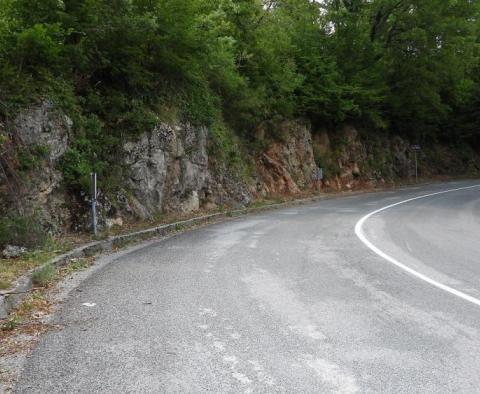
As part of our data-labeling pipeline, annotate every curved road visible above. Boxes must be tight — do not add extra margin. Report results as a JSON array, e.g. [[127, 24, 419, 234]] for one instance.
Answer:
[[16, 181, 480, 393]]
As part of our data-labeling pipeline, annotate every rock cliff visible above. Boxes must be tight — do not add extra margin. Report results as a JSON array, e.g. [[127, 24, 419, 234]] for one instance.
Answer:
[[123, 123, 209, 217], [1, 101, 478, 237], [256, 120, 318, 196], [0, 101, 72, 231]]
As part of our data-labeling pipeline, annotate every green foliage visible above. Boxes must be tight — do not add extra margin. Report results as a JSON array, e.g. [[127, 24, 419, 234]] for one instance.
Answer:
[[60, 114, 117, 193], [1, 315, 21, 331], [209, 121, 244, 169], [14, 23, 65, 73], [32, 263, 56, 286], [17, 144, 49, 172], [0, 0, 479, 185], [0, 213, 47, 249]]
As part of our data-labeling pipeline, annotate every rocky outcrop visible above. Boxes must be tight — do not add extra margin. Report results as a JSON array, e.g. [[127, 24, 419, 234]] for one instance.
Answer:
[[0, 101, 72, 231], [256, 120, 319, 195], [1, 102, 256, 232], [322, 126, 369, 190], [314, 126, 415, 191], [2, 101, 478, 237], [123, 122, 254, 218], [123, 123, 209, 217], [204, 161, 252, 209], [1, 245, 27, 259], [13, 101, 71, 162]]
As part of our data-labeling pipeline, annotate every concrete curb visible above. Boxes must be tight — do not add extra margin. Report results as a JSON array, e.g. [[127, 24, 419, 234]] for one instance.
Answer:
[[0, 180, 453, 319]]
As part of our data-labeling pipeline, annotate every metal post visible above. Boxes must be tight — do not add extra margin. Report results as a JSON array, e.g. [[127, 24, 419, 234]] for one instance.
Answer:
[[414, 151, 418, 183], [411, 145, 421, 183], [90, 172, 97, 236]]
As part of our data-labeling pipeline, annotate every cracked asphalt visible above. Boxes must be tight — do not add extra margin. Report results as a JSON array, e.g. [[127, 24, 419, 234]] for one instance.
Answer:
[[15, 180, 480, 393]]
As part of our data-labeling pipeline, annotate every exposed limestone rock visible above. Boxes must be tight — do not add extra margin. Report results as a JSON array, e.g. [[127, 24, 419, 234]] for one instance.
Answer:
[[257, 120, 319, 196], [204, 162, 252, 209], [2, 101, 72, 230], [3, 102, 478, 236], [313, 131, 330, 156], [14, 101, 70, 162], [123, 123, 209, 217], [2, 245, 27, 259], [312, 125, 417, 191]]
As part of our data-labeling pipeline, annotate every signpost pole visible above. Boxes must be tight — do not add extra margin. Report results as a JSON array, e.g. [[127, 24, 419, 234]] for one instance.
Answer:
[[415, 150, 418, 183], [411, 145, 421, 183], [91, 172, 97, 236]]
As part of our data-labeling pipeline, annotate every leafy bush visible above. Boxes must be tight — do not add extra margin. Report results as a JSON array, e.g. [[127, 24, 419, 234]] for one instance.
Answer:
[[14, 24, 64, 72], [59, 114, 117, 193], [0, 0, 478, 187], [60, 146, 93, 193], [0, 213, 47, 249]]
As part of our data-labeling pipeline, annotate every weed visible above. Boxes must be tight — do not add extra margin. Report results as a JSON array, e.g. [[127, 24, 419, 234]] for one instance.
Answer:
[[0, 213, 47, 249], [0, 238, 71, 290], [31, 263, 56, 287], [1, 316, 22, 331], [58, 257, 93, 277]]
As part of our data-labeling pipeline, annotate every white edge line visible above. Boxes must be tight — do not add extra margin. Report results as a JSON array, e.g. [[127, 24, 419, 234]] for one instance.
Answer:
[[354, 184, 480, 307]]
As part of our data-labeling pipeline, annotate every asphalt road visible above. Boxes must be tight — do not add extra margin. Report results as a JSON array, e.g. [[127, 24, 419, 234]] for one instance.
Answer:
[[16, 180, 480, 393]]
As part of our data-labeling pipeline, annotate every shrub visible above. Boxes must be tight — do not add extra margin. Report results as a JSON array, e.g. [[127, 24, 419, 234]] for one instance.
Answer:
[[31, 263, 56, 287], [17, 144, 50, 172], [0, 213, 47, 249], [14, 23, 65, 75]]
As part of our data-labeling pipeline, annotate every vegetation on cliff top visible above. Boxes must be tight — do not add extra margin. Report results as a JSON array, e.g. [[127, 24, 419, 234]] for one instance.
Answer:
[[0, 0, 479, 199], [0, 0, 478, 137]]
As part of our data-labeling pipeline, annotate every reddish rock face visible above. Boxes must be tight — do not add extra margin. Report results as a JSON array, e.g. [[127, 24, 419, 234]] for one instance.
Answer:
[[256, 120, 318, 197]]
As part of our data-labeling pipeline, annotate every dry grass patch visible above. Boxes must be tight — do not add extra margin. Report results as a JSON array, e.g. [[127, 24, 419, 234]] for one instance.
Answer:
[[0, 239, 73, 290], [0, 291, 53, 356]]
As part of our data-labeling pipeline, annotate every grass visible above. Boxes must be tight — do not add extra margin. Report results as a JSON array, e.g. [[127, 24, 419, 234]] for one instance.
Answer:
[[246, 196, 298, 209], [0, 238, 72, 290], [0, 257, 94, 363], [31, 264, 56, 287], [1, 257, 93, 348], [1, 291, 50, 334], [59, 257, 93, 277]]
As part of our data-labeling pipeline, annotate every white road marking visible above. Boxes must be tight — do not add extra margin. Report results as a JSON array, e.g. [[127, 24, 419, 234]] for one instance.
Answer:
[[355, 184, 480, 307]]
